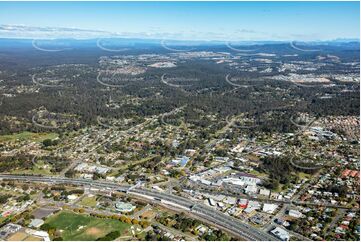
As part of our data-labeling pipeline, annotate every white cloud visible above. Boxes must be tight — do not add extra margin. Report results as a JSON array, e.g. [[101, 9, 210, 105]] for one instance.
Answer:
[[0, 24, 357, 42], [0, 24, 115, 39]]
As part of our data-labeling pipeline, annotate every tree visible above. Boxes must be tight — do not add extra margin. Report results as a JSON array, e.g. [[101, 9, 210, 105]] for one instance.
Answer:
[[97, 231, 120, 241], [65, 170, 75, 178], [140, 220, 150, 228], [42, 139, 53, 147], [119, 216, 127, 222], [131, 218, 139, 225]]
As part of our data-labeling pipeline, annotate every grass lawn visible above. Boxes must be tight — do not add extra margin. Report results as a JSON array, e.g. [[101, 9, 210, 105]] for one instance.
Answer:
[[0, 131, 58, 143], [0, 216, 8, 224], [10, 160, 53, 176], [116, 155, 158, 171], [297, 172, 311, 180], [43, 211, 130, 240], [79, 195, 98, 207], [249, 169, 268, 178], [273, 185, 283, 193]]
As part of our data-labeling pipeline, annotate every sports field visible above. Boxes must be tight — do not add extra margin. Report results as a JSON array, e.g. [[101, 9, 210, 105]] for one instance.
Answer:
[[43, 210, 130, 240]]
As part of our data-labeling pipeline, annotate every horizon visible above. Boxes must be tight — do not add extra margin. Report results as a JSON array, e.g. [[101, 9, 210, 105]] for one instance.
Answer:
[[0, 1, 359, 41], [0, 25, 360, 43]]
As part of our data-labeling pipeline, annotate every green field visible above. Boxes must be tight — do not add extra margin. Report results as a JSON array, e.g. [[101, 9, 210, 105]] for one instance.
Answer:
[[297, 172, 311, 180], [78, 195, 98, 207], [43, 210, 130, 240], [0, 131, 58, 143], [249, 169, 268, 178], [115, 155, 159, 172], [10, 160, 53, 176]]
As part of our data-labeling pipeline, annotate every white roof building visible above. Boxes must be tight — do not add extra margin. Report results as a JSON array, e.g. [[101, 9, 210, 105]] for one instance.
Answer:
[[25, 229, 50, 242], [245, 185, 258, 194], [244, 207, 256, 214], [74, 163, 88, 171], [195, 225, 208, 235], [271, 227, 290, 241], [208, 198, 216, 206], [238, 198, 248, 207], [212, 180, 223, 187], [263, 203, 278, 214], [244, 200, 261, 213], [80, 174, 93, 179], [74, 163, 110, 174], [67, 194, 78, 200], [208, 194, 226, 202], [222, 178, 245, 186], [238, 173, 262, 185], [217, 202, 225, 208], [29, 219, 44, 228], [115, 176, 125, 183], [288, 209, 303, 218], [200, 179, 212, 186], [95, 166, 110, 174], [224, 197, 237, 205], [189, 175, 200, 182], [259, 188, 271, 197], [106, 176, 115, 181], [248, 200, 261, 209]]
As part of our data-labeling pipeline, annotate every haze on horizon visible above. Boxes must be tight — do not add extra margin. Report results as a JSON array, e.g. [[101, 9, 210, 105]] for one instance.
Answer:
[[0, 1, 359, 41]]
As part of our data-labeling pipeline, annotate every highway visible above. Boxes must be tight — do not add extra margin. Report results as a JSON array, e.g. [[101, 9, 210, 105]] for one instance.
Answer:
[[0, 174, 275, 241]]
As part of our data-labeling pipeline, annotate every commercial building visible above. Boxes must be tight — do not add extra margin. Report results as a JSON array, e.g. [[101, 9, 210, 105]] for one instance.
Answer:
[[270, 227, 290, 241], [288, 209, 303, 218], [28, 219, 44, 229], [238, 173, 262, 185], [263, 203, 278, 214]]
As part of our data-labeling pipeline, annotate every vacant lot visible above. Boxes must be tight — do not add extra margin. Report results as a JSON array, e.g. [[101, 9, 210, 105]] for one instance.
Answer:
[[6, 230, 43, 241], [10, 160, 53, 176], [32, 206, 59, 219], [43, 210, 130, 240], [0, 131, 58, 143]]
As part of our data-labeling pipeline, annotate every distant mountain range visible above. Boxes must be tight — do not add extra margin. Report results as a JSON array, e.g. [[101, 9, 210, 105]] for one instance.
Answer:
[[0, 24, 359, 45], [0, 38, 359, 49]]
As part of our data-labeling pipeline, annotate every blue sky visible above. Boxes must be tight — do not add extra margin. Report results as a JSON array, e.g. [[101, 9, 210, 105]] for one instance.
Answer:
[[0, 1, 359, 41]]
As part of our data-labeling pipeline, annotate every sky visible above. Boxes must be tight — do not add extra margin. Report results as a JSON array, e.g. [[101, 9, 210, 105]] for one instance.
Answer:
[[0, 1, 359, 41]]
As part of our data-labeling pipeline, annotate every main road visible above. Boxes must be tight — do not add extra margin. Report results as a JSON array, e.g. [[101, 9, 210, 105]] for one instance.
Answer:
[[0, 174, 275, 241]]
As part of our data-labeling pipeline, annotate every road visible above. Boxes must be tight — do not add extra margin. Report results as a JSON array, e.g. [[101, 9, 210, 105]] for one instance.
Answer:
[[154, 222, 198, 241], [131, 204, 152, 219], [0, 174, 275, 241], [325, 208, 347, 236]]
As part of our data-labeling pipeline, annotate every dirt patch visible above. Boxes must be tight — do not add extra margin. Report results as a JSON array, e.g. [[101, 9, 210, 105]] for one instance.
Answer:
[[7, 232, 28, 241], [141, 210, 155, 219], [24, 235, 43, 241], [85, 227, 102, 236]]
